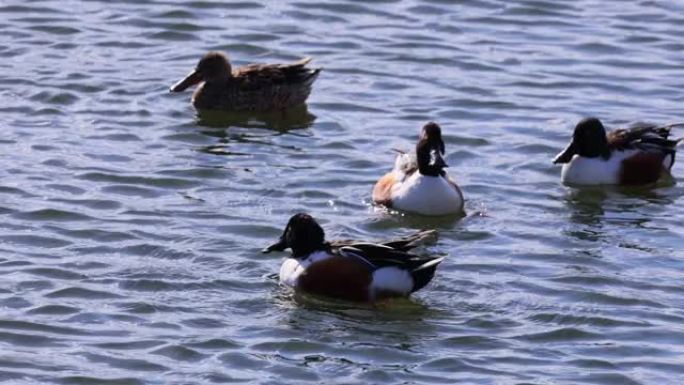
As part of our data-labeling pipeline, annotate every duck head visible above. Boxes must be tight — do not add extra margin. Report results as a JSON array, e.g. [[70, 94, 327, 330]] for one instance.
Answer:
[[553, 117, 611, 164], [262, 213, 327, 258], [170, 52, 232, 92], [417, 122, 448, 176]]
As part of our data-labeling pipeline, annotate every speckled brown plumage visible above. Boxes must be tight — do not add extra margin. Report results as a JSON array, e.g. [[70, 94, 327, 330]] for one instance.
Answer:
[[171, 52, 321, 112]]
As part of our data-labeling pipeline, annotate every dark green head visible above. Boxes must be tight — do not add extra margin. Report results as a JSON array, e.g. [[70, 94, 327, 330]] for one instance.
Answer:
[[553, 117, 611, 164], [262, 213, 327, 258], [417, 122, 448, 176]]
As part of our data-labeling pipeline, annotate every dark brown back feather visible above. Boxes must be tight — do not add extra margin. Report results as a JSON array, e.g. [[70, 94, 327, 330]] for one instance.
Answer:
[[607, 123, 680, 154], [232, 58, 320, 89]]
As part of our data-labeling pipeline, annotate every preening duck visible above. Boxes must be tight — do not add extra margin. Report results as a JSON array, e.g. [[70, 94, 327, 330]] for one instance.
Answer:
[[372, 122, 465, 216], [553, 117, 683, 185], [170, 52, 321, 112], [262, 213, 444, 302]]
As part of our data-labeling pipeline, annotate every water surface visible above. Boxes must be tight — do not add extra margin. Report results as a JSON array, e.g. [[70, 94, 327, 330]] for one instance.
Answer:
[[1, 0, 683, 384]]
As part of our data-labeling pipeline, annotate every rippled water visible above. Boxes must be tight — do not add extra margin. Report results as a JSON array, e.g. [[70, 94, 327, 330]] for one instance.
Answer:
[[1, 0, 683, 384]]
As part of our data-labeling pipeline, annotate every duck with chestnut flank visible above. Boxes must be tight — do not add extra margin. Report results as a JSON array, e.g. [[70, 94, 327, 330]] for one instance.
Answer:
[[372, 122, 465, 216], [170, 52, 321, 112], [553, 117, 684, 185], [263, 213, 444, 302]]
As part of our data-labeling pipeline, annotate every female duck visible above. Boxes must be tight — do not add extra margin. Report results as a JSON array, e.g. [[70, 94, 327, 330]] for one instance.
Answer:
[[170, 51, 321, 111], [372, 122, 465, 216], [263, 213, 444, 302], [553, 117, 682, 185]]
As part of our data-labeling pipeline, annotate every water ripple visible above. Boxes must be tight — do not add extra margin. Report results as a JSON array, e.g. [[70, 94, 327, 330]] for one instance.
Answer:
[[0, 0, 683, 384]]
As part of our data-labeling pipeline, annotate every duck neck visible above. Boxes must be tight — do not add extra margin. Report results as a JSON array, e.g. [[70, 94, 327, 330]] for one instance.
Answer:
[[416, 146, 445, 177], [292, 243, 331, 260]]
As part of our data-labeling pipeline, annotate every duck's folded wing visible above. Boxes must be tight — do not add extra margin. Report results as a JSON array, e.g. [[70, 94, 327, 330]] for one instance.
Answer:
[[329, 230, 437, 253], [338, 244, 440, 270], [234, 58, 320, 89], [611, 126, 668, 151]]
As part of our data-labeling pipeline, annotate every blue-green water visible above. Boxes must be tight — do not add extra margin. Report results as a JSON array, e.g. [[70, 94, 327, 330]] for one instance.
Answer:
[[0, 1, 683, 384]]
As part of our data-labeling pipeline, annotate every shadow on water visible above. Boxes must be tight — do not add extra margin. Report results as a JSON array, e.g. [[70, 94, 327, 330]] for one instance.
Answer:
[[563, 187, 608, 227], [195, 126, 306, 157], [195, 128, 258, 157], [194, 106, 317, 156], [195, 104, 317, 131], [274, 289, 443, 328], [561, 179, 678, 242]]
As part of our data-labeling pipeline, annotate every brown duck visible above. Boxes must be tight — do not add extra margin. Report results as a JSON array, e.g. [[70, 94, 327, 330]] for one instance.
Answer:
[[170, 52, 321, 112]]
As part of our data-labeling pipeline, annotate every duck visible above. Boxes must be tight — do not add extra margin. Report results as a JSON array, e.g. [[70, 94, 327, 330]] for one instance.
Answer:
[[553, 117, 683, 185], [262, 213, 444, 302], [372, 122, 465, 216], [170, 51, 321, 112]]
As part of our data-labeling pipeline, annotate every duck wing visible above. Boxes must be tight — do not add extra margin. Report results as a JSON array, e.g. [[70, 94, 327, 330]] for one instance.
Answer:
[[339, 243, 441, 269], [233, 57, 321, 90], [608, 122, 684, 151], [329, 229, 437, 252]]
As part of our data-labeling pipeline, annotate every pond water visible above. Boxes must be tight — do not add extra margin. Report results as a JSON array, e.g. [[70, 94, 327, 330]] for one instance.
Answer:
[[1, 0, 683, 384]]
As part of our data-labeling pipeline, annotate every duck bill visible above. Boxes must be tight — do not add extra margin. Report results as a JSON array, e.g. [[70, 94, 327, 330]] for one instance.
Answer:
[[262, 238, 287, 254], [170, 70, 202, 92], [553, 141, 578, 164]]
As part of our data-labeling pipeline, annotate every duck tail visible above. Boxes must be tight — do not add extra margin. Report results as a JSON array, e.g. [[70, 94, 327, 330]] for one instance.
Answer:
[[410, 256, 445, 292], [413, 256, 445, 272], [650, 122, 684, 139], [303, 67, 322, 83], [278, 57, 321, 84], [657, 122, 684, 131], [293, 56, 313, 66]]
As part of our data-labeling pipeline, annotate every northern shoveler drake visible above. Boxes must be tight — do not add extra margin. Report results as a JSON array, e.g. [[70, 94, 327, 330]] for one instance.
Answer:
[[170, 51, 321, 112], [262, 213, 444, 302], [553, 117, 683, 185], [372, 122, 465, 216]]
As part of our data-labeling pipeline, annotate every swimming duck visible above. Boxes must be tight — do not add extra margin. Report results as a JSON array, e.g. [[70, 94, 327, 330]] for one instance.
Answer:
[[553, 117, 683, 185], [372, 122, 465, 216], [170, 52, 321, 112], [262, 213, 444, 302]]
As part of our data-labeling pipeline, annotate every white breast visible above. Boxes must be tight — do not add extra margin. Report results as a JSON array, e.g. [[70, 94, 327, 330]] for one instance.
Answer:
[[391, 172, 464, 216], [279, 251, 333, 287], [560, 150, 638, 185]]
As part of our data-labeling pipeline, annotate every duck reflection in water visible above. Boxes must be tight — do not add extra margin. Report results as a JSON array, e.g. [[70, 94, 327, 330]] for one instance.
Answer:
[[196, 103, 316, 131], [562, 185, 676, 244]]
